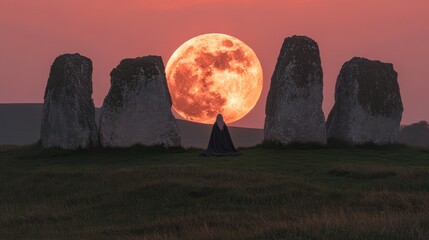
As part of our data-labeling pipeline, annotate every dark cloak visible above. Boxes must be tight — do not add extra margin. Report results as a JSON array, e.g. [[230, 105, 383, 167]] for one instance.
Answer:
[[200, 123, 240, 157]]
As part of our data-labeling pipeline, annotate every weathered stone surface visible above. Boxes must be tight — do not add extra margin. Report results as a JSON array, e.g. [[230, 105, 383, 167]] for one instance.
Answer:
[[99, 56, 181, 147], [41, 53, 98, 149], [264, 36, 327, 144], [326, 57, 403, 144]]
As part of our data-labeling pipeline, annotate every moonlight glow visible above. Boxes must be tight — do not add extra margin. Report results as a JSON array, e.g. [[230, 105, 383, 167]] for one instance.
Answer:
[[165, 33, 263, 124]]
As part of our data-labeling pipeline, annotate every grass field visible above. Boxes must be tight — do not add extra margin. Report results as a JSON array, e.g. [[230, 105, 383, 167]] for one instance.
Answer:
[[1, 144, 429, 240]]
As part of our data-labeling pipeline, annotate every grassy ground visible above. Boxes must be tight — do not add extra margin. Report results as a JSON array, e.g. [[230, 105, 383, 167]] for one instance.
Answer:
[[1, 144, 429, 240]]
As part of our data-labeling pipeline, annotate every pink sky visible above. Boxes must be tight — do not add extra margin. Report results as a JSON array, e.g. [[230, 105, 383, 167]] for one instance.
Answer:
[[0, 0, 428, 128]]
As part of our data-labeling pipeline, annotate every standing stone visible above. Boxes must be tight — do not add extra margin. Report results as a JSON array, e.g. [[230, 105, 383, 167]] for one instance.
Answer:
[[326, 57, 403, 144], [41, 53, 98, 149], [264, 36, 327, 144], [99, 56, 181, 147]]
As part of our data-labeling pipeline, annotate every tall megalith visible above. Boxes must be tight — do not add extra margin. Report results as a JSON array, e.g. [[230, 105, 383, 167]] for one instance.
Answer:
[[326, 57, 403, 144], [41, 53, 98, 149], [99, 56, 181, 147], [264, 36, 327, 144]]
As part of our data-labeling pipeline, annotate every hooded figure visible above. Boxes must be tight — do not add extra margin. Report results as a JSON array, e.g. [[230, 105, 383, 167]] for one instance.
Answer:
[[200, 114, 239, 156]]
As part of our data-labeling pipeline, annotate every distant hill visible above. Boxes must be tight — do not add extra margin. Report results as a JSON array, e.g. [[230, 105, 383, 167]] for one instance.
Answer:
[[399, 121, 429, 147], [0, 104, 263, 148], [2, 104, 427, 148]]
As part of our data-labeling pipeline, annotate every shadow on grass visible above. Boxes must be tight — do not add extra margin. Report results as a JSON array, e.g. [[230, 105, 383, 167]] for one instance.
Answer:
[[2, 139, 425, 161], [11, 142, 189, 160], [253, 140, 325, 150], [251, 140, 411, 151], [327, 166, 397, 180]]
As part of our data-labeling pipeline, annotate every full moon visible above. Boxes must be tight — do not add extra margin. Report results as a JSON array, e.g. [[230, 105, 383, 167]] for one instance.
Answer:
[[165, 33, 263, 124]]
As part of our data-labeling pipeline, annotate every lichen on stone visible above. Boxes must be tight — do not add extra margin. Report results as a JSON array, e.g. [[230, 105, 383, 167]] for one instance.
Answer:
[[264, 36, 326, 144], [99, 56, 180, 147], [326, 57, 404, 145], [41, 53, 98, 149]]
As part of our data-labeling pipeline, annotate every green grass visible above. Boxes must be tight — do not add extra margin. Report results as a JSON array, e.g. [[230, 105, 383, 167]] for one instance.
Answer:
[[1, 144, 429, 239]]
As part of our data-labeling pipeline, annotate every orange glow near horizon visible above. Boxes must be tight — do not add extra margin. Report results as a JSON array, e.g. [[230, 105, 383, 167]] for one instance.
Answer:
[[0, 0, 428, 128], [166, 33, 263, 124]]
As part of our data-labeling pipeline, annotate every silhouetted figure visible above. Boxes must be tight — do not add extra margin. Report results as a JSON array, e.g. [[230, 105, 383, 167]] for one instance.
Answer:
[[200, 114, 239, 156]]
